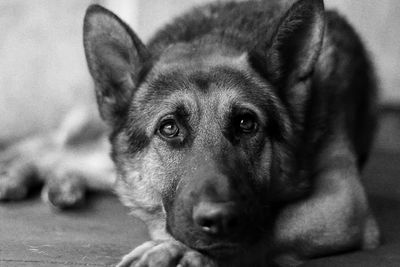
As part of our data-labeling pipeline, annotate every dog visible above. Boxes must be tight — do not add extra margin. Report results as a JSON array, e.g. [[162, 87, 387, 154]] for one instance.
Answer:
[[0, 0, 380, 266]]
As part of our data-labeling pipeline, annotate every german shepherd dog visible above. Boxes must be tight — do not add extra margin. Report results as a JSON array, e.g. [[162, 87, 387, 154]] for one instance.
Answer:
[[0, 0, 380, 266]]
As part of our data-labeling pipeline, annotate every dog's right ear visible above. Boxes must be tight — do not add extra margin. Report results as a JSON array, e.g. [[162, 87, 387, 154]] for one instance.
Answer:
[[83, 5, 149, 126]]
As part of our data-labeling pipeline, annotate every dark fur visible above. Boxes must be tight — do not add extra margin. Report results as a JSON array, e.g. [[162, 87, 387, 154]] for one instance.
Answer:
[[84, 0, 379, 266]]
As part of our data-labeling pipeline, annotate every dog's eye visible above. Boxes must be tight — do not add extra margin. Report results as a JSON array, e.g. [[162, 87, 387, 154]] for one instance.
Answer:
[[237, 114, 258, 134], [159, 120, 180, 138]]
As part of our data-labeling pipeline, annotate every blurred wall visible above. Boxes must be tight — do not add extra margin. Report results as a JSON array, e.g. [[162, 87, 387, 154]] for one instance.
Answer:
[[0, 0, 96, 142], [325, 0, 400, 106], [0, 0, 399, 143]]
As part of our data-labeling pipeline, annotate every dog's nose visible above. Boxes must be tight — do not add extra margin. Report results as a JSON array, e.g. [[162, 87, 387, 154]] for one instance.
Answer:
[[192, 201, 239, 236]]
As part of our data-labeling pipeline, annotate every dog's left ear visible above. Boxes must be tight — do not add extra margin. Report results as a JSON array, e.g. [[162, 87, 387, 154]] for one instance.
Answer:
[[267, 0, 325, 86], [83, 5, 150, 126]]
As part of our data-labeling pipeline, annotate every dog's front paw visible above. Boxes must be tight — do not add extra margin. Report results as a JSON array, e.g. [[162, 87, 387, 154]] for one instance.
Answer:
[[0, 143, 87, 209], [117, 240, 217, 267]]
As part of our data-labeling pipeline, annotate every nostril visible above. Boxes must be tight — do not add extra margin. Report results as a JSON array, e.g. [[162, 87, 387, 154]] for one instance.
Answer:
[[193, 207, 221, 234], [200, 220, 220, 234], [197, 216, 220, 235], [193, 202, 239, 236]]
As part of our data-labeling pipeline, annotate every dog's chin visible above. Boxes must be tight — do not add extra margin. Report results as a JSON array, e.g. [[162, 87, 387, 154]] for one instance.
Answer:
[[170, 229, 263, 260], [193, 242, 243, 259]]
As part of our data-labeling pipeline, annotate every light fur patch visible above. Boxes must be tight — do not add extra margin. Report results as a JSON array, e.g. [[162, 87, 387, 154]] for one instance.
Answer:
[[154, 49, 250, 76]]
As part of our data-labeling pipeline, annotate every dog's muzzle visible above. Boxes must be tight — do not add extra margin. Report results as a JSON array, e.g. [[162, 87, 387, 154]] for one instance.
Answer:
[[165, 161, 271, 258]]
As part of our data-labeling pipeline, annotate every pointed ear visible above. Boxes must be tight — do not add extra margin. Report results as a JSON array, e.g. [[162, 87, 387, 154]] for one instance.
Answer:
[[266, 0, 325, 86], [83, 5, 150, 126]]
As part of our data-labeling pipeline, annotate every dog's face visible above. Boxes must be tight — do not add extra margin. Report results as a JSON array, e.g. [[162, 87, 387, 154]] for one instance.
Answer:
[[112, 43, 286, 256], [83, 1, 324, 259]]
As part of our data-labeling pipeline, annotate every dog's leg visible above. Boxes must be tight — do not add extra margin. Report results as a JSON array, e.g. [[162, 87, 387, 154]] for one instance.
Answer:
[[273, 134, 380, 266], [40, 132, 115, 209], [39, 106, 115, 209], [0, 106, 115, 208]]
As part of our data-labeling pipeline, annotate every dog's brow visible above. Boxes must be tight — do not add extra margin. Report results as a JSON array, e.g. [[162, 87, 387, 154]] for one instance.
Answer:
[[214, 90, 266, 125], [235, 103, 266, 123], [153, 91, 198, 121]]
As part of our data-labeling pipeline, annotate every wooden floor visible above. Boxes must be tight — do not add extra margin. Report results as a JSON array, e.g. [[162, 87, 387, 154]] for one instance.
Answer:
[[0, 194, 149, 266]]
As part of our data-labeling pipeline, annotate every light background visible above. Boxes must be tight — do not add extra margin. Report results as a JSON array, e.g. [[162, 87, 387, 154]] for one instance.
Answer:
[[0, 0, 399, 141]]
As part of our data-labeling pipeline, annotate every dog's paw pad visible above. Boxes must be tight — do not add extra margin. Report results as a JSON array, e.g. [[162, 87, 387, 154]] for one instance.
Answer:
[[42, 173, 86, 209]]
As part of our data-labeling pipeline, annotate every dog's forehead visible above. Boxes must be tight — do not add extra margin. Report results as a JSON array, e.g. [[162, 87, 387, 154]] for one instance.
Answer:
[[136, 42, 269, 103], [153, 42, 248, 74], [130, 43, 275, 132]]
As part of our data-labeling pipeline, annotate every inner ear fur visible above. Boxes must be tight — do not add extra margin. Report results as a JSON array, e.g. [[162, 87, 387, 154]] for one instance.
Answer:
[[267, 0, 325, 85], [83, 5, 150, 126]]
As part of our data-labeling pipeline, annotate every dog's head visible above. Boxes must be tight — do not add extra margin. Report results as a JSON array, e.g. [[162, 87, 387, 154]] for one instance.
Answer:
[[83, 0, 324, 260]]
